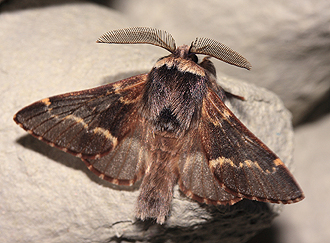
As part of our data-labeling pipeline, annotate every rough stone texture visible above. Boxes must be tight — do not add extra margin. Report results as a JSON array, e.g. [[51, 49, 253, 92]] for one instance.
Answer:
[[114, 0, 330, 125], [0, 2, 308, 243]]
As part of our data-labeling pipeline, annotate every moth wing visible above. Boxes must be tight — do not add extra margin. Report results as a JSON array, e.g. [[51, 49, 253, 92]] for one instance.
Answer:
[[199, 89, 304, 204], [82, 121, 148, 186], [14, 74, 147, 159], [178, 131, 242, 205]]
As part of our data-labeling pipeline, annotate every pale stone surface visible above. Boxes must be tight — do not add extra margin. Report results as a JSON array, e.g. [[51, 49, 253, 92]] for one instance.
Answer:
[[272, 114, 330, 243], [115, 0, 330, 125], [0, 2, 304, 243]]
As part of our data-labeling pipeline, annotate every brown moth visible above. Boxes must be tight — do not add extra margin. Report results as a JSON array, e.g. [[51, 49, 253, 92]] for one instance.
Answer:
[[14, 27, 304, 224]]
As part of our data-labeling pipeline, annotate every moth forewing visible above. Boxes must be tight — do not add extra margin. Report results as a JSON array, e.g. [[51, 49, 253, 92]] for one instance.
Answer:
[[201, 89, 304, 203], [14, 27, 304, 224], [14, 74, 148, 160]]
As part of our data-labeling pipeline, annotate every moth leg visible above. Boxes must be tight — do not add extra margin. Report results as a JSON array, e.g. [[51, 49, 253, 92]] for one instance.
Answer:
[[224, 91, 245, 101]]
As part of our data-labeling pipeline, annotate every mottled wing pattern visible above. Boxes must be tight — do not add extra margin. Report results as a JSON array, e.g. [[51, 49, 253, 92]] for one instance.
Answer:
[[178, 131, 242, 205], [14, 74, 147, 160], [199, 88, 304, 204]]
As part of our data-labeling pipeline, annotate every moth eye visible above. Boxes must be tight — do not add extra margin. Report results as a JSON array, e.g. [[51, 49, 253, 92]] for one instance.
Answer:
[[188, 53, 198, 63]]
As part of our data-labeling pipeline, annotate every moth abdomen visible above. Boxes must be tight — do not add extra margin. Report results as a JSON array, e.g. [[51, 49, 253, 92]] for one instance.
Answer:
[[136, 145, 179, 224]]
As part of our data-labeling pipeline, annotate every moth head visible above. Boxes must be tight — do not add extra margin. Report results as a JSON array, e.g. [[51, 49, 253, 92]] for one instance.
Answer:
[[97, 27, 251, 70]]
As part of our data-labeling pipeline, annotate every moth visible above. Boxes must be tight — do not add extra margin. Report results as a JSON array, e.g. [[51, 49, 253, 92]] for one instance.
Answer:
[[14, 27, 304, 224]]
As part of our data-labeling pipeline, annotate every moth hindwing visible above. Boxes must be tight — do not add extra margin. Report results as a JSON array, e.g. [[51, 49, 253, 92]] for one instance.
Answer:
[[14, 27, 304, 224]]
